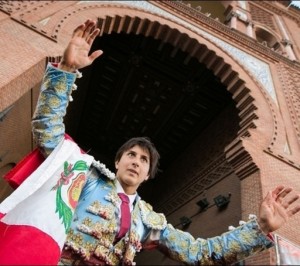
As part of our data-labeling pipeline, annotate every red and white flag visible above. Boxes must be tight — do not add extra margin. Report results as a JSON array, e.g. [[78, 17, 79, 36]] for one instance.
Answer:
[[275, 234, 300, 265], [0, 139, 93, 264]]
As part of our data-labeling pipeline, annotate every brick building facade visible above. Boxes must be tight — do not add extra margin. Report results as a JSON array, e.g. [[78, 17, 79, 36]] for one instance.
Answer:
[[0, 1, 300, 265]]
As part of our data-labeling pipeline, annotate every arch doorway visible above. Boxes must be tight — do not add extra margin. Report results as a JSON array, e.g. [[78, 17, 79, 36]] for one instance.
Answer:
[[64, 31, 248, 245]]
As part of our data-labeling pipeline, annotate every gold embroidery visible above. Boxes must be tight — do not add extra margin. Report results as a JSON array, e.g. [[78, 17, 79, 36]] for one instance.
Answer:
[[40, 130, 53, 143], [228, 239, 241, 253], [104, 191, 120, 206], [139, 200, 167, 230], [87, 200, 114, 219], [65, 229, 96, 260], [40, 105, 51, 115], [240, 230, 255, 244], [77, 216, 117, 239], [128, 230, 142, 252], [53, 125, 63, 134], [82, 217, 93, 226], [93, 245, 120, 265], [40, 93, 47, 102], [48, 95, 61, 108], [94, 245, 109, 260], [55, 78, 68, 94], [189, 244, 198, 257], [211, 241, 222, 254], [123, 245, 136, 265], [114, 240, 126, 258]]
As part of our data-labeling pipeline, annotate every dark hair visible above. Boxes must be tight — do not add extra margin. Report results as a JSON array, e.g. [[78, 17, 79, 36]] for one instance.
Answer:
[[114, 137, 160, 179]]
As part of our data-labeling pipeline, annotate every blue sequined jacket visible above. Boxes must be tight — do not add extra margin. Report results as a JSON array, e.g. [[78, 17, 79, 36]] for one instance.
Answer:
[[31, 64, 273, 265]]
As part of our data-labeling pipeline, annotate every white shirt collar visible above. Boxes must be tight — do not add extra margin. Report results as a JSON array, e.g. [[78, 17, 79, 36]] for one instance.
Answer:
[[115, 179, 137, 206]]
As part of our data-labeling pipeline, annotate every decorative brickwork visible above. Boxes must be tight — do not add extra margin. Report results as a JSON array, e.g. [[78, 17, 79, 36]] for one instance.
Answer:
[[249, 3, 277, 32], [277, 63, 300, 142], [260, 1, 300, 27]]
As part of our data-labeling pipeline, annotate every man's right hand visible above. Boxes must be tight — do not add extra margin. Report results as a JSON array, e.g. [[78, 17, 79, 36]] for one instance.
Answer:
[[59, 19, 103, 72]]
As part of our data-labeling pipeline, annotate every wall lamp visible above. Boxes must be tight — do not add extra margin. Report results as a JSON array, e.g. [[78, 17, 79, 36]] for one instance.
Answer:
[[179, 216, 192, 229], [213, 193, 231, 209], [177, 193, 232, 230], [196, 198, 210, 211], [197, 193, 231, 211]]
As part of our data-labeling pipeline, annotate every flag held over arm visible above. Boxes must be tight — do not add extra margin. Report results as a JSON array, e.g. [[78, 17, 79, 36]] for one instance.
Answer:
[[0, 138, 94, 264]]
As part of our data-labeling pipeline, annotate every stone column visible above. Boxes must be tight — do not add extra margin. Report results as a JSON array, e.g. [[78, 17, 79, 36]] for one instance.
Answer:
[[275, 15, 289, 40], [246, 21, 254, 38], [282, 39, 296, 61], [230, 12, 239, 29]]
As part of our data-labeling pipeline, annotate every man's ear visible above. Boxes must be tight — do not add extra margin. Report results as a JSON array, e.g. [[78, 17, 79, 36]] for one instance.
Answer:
[[115, 161, 119, 169]]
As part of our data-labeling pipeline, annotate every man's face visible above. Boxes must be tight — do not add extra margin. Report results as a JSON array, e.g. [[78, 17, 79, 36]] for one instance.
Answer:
[[115, 145, 150, 194]]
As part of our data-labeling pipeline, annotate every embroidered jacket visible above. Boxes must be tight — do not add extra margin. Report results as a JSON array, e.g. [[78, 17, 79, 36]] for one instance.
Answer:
[[31, 64, 273, 265]]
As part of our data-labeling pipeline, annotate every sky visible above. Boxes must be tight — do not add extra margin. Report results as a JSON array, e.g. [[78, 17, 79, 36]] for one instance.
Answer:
[[291, 1, 300, 8]]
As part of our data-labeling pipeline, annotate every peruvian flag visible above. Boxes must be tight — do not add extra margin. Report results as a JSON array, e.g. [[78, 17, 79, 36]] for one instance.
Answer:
[[0, 138, 93, 264], [275, 234, 300, 265]]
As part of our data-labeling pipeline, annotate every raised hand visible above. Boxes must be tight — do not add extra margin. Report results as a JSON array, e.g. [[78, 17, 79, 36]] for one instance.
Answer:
[[59, 19, 103, 72], [258, 185, 300, 234]]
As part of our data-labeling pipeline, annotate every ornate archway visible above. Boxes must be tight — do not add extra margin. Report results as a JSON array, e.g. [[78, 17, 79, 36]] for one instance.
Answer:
[[50, 3, 277, 217]]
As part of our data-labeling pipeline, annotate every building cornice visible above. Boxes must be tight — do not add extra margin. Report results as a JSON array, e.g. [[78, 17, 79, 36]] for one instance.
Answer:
[[150, 1, 300, 71], [1, 0, 299, 71]]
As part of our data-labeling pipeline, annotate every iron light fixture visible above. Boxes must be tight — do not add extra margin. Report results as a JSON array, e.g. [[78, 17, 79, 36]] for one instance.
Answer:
[[180, 216, 192, 229], [213, 193, 231, 209], [196, 198, 210, 211]]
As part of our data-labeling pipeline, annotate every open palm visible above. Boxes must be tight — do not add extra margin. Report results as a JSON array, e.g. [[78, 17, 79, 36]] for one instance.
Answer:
[[60, 19, 103, 71], [258, 185, 300, 233]]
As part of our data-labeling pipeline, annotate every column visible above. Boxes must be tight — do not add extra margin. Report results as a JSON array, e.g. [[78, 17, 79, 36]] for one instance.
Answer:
[[282, 39, 296, 61], [230, 12, 239, 29], [246, 21, 254, 38]]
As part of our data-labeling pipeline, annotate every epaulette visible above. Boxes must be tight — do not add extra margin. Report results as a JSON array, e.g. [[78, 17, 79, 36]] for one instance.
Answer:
[[138, 200, 167, 230]]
